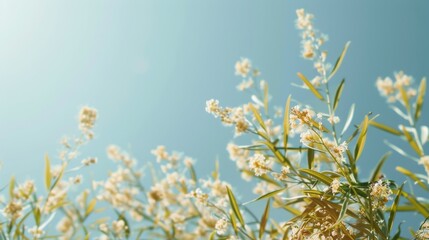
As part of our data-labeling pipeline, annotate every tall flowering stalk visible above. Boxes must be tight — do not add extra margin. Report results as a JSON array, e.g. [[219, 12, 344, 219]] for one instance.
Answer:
[[0, 8, 427, 240]]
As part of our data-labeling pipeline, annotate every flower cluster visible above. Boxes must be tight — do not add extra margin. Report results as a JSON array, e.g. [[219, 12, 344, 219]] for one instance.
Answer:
[[376, 71, 417, 103]]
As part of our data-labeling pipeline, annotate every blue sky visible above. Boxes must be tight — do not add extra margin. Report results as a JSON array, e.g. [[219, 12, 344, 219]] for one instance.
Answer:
[[0, 0, 428, 234]]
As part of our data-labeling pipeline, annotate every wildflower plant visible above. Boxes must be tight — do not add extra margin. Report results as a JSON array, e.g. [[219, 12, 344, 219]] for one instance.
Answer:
[[0, 8, 427, 240]]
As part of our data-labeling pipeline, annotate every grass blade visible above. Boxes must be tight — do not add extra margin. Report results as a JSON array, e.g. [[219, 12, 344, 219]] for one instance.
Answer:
[[333, 78, 345, 110], [45, 154, 51, 190], [329, 41, 351, 80], [249, 103, 267, 133], [283, 95, 291, 154], [299, 169, 333, 185], [369, 120, 402, 136], [243, 188, 287, 205], [336, 192, 350, 224], [401, 125, 423, 157], [399, 86, 410, 112], [388, 184, 404, 235], [297, 72, 324, 100], [354, 115, 369, 161], [226, 186, 245, 227], [259, 199, 271, 239], [307, 148, 315, 169], [415, 77, 426, 121], [396, 166, 429, 191]]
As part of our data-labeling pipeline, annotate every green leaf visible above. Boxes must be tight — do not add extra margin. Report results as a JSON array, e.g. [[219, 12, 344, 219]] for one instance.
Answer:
[[283, 95, 291, 154], [399, 86, 410, 112], [229, 211, 238, 235], [370, 152, 391, 182], [391, 223, 402, 240], [187, 164, 197, 183], [388, 184, 404, 235], [33, 207, 41, 226], [335, 192, 349, 224], [415, 77, 426, 121], [226, 186, 245, 227], [401, 125, 423, 157], [333, 78, 345, 110], [249, 103, 267, 133], [9, 176, 15, 199], [209, 231, 216, 240], [401, 191, 429, 217], [299, 169, 333, 186], [297, 72, 324, 100], [259, 199, 271, 239], [307, 148, 315, 169], [396, 166, 429, 191], [369, 120, 402, 136], [328, 41, 351, 80], [45, 154, 51, 190], [354, 115, 368, 161], [243, 188, 287, 205], [212, 159, 219, 180], [85, 199, 97, 217]]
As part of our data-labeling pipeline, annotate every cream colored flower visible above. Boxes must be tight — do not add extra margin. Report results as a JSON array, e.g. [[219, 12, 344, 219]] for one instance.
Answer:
[[215, 217, 228, 235], [248, 153, 270, 176], [235, 58, 251, 77], [331, 179, 340, 194]]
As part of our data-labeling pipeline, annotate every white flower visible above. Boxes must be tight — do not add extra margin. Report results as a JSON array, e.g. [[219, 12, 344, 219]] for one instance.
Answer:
[[28, 226, 45, 238], [235, 58, 252, 77], [331, 179, 340, 194], [249, 153, 270, 176], [215, 217, 228, 235]]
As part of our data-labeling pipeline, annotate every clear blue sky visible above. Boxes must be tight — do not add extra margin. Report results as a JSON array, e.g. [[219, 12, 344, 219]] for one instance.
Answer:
[[0, 0, 428, 235]]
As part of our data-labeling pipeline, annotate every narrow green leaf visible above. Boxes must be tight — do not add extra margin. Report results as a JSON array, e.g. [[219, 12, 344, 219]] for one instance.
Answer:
[[283, 95, 291, 154], [244, 188, 287, 205], [307, 148, 314, 169], [212, 159, 219, 180], [9, 176, 15, 199], [328, 41, 351, 80], [299, 169, 333, 186], [391, 223, 402, 240], [354, 115, 369, 161], [370, 152, 391, 182], [209, 231, 216, 240], [226, 186, 245, 227], [336, 192, 349, 224], [401, 125, 423, 157], [50, 162, 67, 191], [401, 191, 429, 217], [399, 86, 410, 112], [396, 166, 429, 191], [33, 207, 41, 226], [388, 184, 404, 235], [45, 154, 51, 190], [369, 120, 402, 136], [188, 164, 197, 183], [259, 199, 271, 239], [230, 211, 238, 235], [297, 72, 324, 100], [249, 103, 267, 133], [415, 77, 426, 121], [333, 78, 345, 110], [264, 82, 269, 115], [85, 199, 97, 217]]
